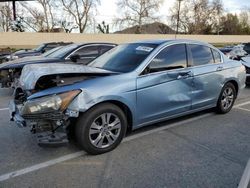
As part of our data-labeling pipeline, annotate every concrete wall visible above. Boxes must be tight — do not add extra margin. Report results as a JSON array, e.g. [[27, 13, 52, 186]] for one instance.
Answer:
[[0, 32, 250, 49]]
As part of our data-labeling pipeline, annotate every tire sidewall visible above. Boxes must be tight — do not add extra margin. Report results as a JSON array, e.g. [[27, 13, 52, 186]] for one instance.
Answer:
[[217, 83, 236, 114], [76, 103, 127, 155]]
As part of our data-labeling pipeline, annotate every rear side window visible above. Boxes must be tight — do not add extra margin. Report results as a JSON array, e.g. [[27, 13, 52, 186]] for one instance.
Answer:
[[148, 44, 187, 73], [75, 46, 99, 56], [212, 49, 222, 64], [190, 44, 214, 66]]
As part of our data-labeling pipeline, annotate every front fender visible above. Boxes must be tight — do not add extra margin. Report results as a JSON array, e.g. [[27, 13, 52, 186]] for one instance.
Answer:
[[68, 92, 137, 124]]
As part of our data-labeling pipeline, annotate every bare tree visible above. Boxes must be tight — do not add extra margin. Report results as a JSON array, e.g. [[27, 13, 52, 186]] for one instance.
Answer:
[[19, 0, 57, 32], [37, 0, 56, 32], [97, 21, 109, 33], [170, 0, 224, 34], [60, 20, 78, 33], [115, 0, 163, 34], [60, 0, 99, 33], [0, 2, 12, 32]]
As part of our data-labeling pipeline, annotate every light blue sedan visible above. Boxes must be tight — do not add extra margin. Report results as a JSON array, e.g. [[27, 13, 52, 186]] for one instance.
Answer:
[[10, 39, 246, 154]]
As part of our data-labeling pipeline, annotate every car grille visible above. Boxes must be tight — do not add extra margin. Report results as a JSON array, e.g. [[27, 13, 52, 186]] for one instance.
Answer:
[[23, 112, 65, 121]]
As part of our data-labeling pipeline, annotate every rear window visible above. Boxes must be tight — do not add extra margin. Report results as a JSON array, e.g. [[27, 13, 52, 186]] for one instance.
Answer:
[[190, 44, 214, 66]]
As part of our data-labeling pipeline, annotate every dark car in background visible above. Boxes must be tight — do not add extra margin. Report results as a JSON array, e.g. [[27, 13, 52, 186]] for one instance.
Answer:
[[219, 47, 233, 57], [0, 43, 117, 88], [241, 56, 250, 85], [5, 42, 72, 61], [242, 43, 250, 54], [0, 48, 12, 64]]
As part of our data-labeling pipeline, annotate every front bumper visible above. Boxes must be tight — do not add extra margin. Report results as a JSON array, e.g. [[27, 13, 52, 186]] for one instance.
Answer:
[[9, 100, 26, 127], [9, 100, 66, 127], [9, 99, 70, 146]]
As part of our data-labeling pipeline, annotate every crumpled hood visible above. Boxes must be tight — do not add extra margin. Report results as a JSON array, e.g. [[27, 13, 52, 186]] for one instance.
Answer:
[[0, 56, 59, 70], [241, 56, 250, 67], [20, 63, 116, 90]]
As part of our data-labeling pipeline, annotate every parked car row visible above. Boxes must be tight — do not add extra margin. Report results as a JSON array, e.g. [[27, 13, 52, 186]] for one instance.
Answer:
[[3, 39, 246, 155], [4, 42, 72, 62], [0, 43, 116, 88], [219, 43, 250, 85]]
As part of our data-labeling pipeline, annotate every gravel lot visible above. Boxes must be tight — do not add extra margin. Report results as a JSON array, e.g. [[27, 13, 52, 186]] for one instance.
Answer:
[[0, 87, 250, 188]]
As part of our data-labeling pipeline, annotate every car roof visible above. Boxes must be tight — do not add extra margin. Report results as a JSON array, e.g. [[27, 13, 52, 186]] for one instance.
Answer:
[[130, 39, 210, 46], [75, 42, 117, 47]]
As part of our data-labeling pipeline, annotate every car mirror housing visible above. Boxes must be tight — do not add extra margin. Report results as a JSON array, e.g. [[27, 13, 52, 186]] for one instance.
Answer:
[[70, 54, 80, 62]]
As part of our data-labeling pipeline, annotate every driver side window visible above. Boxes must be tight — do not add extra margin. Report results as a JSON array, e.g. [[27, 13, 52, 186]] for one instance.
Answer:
[[146, 44, 187, 74]]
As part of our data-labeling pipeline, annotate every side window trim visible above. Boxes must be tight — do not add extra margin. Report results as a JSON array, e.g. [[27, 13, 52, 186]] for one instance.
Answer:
[[65, 44, 115, 60], [186, 44, 193, 67], [211, 48, 223, 64], [140, 43, 188, 76], [211, 48, 216, 64]]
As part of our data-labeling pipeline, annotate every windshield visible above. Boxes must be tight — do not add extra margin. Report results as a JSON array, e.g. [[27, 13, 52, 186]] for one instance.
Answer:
[[33, 44, 45, 52], [46, 44, 78, 59], [89, 43, 158, 73], [42, 46, 63, 57]]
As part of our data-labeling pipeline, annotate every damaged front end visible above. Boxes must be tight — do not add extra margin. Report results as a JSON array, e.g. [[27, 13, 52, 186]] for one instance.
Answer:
[[10, 90, 81, 146], [10, 63, 116, 147]]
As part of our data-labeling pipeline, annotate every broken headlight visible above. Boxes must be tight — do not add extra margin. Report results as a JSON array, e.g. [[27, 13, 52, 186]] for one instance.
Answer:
[[21, 90, 81, 115]]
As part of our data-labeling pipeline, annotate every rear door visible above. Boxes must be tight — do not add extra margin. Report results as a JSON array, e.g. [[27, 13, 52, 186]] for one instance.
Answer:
[[136, 44, 193, 125], [188, 44, 225, 109]]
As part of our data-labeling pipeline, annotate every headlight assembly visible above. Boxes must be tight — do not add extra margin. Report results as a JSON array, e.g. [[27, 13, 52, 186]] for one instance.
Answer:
[[21, 90, 81, 115]]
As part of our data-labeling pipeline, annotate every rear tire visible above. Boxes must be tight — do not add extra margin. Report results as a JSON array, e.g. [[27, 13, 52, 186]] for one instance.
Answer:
[[216, 82, 236, 114], [75, 103, 127, 155]]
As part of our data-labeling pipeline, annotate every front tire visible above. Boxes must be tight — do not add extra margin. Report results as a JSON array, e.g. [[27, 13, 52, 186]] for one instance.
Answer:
[[216, 82, 236, 114], [75, 103, 127, 155]]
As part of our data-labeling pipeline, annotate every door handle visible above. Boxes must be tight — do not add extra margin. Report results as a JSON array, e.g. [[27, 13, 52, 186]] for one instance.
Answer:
[[216, 66, 223, 71], [177, 71, 192, 79]]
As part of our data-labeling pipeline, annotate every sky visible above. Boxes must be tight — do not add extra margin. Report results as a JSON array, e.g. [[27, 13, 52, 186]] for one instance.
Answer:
[[95, 0, 250, 27], [26, 0, 250, 32]]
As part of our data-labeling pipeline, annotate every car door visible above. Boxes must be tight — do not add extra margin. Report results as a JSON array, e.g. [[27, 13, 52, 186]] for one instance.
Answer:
[[136, 44, 193, 125], [188, 44, 225, 109]]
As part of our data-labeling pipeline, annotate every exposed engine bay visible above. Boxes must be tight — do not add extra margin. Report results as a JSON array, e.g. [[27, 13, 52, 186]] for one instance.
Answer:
[[14, 72, 108, 103], [35, 73, 98, 91]]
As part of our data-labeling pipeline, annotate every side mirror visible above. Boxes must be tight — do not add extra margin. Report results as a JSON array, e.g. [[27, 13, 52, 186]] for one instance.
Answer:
[[41, 49, 46, 53], [70, 54, 80, 62]]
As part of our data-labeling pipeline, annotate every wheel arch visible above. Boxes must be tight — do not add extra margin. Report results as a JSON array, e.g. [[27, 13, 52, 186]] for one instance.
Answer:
[[224, 80, 239, 97], [80, 100, 134, 133]]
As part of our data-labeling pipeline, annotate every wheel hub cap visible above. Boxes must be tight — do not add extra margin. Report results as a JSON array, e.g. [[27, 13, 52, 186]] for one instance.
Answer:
[[89, 113, 121, 149], [221, 87, 234, 110]]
